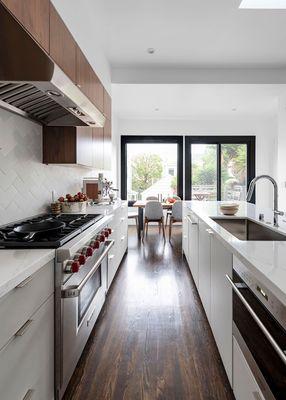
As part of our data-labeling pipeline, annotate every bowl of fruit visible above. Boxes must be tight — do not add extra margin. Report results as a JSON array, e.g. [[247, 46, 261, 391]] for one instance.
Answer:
[[58, 192, 88, 213]]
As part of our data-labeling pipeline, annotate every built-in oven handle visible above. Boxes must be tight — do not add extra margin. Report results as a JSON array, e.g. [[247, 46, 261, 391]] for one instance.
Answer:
[[62, 240, 114, 298], [226, 274, 286, 366]]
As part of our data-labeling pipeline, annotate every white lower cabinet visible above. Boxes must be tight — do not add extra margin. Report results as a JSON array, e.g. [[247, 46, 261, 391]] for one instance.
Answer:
[[233, 337, 265, 400], [187, 213, 199, 286], [0, 295, 54, 400], [198, 219, 212, 321], [210, 235, 233, 384], [183, 203, 189, 261], [107, 202, 128, 290]]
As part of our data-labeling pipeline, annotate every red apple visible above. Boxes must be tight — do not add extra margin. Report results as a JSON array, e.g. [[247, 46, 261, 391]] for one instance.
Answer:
[[58, 196, 65, 203]]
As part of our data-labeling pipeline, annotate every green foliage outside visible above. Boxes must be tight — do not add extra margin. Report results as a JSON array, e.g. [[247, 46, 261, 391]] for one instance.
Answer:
[[131, 154, 163, 194], [192, 144, 246, 191]]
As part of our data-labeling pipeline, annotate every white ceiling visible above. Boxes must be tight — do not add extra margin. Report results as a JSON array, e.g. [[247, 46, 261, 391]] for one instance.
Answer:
[[100, 0, 286, 68], [113, 84, 285, 119]]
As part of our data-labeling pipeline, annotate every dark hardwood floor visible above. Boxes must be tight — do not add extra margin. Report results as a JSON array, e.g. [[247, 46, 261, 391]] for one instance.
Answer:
[[63, 226, 234, 400]]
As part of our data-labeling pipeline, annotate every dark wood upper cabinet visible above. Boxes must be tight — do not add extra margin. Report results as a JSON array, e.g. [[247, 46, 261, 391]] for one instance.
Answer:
[[49, 4, 76, 83], [0, 0, 50, 52], [43, 126, 93, 167], [103, 89, 111, 120]]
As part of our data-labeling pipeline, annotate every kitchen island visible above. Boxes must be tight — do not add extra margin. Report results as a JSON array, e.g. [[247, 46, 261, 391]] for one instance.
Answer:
[[183, 200, 286, 400]]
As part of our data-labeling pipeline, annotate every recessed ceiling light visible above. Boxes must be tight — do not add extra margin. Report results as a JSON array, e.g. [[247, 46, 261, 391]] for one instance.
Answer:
[[232, 108, 237, 112], [240, 0, 286, 9], [147, 48, 155, 54], [154, 107, 159, 111]]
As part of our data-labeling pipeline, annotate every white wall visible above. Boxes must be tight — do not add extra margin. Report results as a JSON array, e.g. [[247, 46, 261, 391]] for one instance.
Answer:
[[276, 96, 286, 207], [117, 117, 277, 209]]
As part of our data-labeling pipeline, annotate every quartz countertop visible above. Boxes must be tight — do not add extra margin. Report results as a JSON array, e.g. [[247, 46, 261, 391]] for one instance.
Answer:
[[0, 249, 55, 299], [85, 199, 127, 215], [186, 201, 286, 306]]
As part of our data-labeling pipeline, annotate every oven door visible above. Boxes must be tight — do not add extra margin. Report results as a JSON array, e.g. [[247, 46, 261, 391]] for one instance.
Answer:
[[226, 272, 286, 400], [60, 240, 114, 397]]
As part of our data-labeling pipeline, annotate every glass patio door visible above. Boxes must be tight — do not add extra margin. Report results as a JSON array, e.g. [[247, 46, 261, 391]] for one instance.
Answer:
[[185, 137, 255, 201]]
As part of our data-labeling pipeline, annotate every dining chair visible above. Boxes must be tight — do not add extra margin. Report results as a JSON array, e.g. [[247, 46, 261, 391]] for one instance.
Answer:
[[165, 196, 181, 227], [128, 200, 139, 235], [169, 201, 182, 240], [146, 196, 158, 200], [143, 201, 165, 240]]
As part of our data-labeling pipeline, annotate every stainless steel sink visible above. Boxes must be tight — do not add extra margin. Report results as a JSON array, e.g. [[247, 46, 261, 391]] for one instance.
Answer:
[[210, 218, 286, 241]]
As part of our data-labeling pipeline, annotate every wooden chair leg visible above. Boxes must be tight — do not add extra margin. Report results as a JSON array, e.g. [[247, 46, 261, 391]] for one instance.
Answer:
[[162, 218, 166, 240]]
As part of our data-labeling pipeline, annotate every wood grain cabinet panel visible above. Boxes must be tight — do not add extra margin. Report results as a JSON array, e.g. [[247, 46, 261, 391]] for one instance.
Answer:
[[43, 126, 93, 167], [0, 0, 50, 52], [49, 4, 76, 82], [103, 89, 111, 120]]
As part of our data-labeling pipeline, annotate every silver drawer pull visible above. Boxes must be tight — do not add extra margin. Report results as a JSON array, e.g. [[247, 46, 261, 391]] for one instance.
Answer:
[[226, 274, 286, 366], [252, 391, 263, 400], [120, 217, 125, 222], [16, 275, 33, 288], [121, 236, 125, 241], [206, 228, 214, 235], [15, 319, 33, 337], [108, 254, 115, 260], [23, 389, 34, 400]]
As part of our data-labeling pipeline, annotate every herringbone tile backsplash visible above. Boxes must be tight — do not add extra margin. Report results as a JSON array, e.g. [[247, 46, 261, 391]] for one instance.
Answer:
[[0, 108, 97, 225]]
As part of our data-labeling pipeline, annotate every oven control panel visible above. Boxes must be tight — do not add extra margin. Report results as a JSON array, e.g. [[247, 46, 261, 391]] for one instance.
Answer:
[[63, 227, 112, 273]]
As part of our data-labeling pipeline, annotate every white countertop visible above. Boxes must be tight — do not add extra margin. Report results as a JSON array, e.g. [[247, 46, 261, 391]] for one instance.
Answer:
[[0, 249, 55, 299], [85, 199, 127, 215], [186, 201, 286, 306]]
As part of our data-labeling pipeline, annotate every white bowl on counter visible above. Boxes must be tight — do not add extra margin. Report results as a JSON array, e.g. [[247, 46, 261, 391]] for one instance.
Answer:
[[220, 202, 239, 215]]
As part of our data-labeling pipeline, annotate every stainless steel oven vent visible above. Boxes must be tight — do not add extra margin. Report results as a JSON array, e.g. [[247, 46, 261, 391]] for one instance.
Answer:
[[0, 4, 105, 127]]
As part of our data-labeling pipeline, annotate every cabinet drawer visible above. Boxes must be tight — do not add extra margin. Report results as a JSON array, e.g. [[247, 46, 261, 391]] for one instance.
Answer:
[[0, 296, 54, 400], [233, 336, 265, 400], [0, 260, 54, 351]]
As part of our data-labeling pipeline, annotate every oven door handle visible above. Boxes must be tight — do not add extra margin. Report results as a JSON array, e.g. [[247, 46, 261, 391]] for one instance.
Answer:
[[226, 274, 286, 366], [62, 240, 114, 298]]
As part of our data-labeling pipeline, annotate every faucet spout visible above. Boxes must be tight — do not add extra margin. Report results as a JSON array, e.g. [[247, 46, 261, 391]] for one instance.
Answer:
[[246, 175, 283, 227]]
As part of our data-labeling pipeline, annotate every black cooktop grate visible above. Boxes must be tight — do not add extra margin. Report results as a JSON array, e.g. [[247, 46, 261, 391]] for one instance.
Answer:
[[0, 213, 103, 249]]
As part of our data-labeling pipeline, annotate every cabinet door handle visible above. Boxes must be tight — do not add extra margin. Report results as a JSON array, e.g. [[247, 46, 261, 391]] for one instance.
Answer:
[[108, 254, 115, 260], [23, 389, 34, 400], [16, 275, 34, 288], [252, 392, 263, 400], [226, 274, 286, 366], [15, 319, 33, 337], [206, 228, 214, 235], [121, 236, 125, 241]]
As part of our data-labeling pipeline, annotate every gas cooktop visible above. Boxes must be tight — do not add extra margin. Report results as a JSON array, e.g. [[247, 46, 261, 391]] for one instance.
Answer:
[[0, 213, 103, 249]]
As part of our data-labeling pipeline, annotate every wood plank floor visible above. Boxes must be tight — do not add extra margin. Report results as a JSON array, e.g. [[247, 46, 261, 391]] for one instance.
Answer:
[[63, 226, 234, 400]]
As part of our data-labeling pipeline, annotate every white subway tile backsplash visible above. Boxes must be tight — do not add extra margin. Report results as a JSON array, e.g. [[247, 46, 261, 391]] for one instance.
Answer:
[[0, 108, 99, 225]]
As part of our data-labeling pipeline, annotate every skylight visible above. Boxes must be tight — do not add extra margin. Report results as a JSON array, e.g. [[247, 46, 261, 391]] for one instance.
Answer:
[[240, 0, 286, 8]]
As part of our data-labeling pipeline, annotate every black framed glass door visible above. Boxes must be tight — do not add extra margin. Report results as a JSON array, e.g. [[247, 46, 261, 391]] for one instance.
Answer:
[[185, 136, 255, 201], [121, 136, 183, 201]]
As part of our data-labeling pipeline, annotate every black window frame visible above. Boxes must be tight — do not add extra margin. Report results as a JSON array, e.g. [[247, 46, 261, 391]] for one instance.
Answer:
[[121, 135, 184, 200], [185, 136, 256, 202]]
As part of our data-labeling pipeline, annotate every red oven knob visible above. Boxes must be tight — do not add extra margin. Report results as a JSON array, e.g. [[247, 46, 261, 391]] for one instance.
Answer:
[[78, 254, 86, 265], [107, 228, 112, 235], [97, 234, 105, 243], [65, 260, 80, 273], [86, 246, 93, 257], [103, 229, 109, 238], [93, 240, 100, 249], [71, 261, 80, 273]]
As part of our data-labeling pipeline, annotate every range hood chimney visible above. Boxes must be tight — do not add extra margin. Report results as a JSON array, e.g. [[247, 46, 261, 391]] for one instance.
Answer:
[[0, 4, 105, 127]]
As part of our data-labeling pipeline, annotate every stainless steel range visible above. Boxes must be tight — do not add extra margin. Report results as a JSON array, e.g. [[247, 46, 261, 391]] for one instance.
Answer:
[[0, 213, 114, 399]]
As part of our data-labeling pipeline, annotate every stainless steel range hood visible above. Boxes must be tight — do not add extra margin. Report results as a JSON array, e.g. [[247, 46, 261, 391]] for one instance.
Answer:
[[0, 4, 105, 127]]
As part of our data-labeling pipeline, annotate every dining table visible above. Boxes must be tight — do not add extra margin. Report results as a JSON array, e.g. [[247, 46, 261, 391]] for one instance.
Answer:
[[133, 200, 173, 238]]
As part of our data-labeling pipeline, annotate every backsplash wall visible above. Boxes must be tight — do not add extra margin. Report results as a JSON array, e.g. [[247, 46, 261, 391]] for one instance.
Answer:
[[0, 108, 96, 225]]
